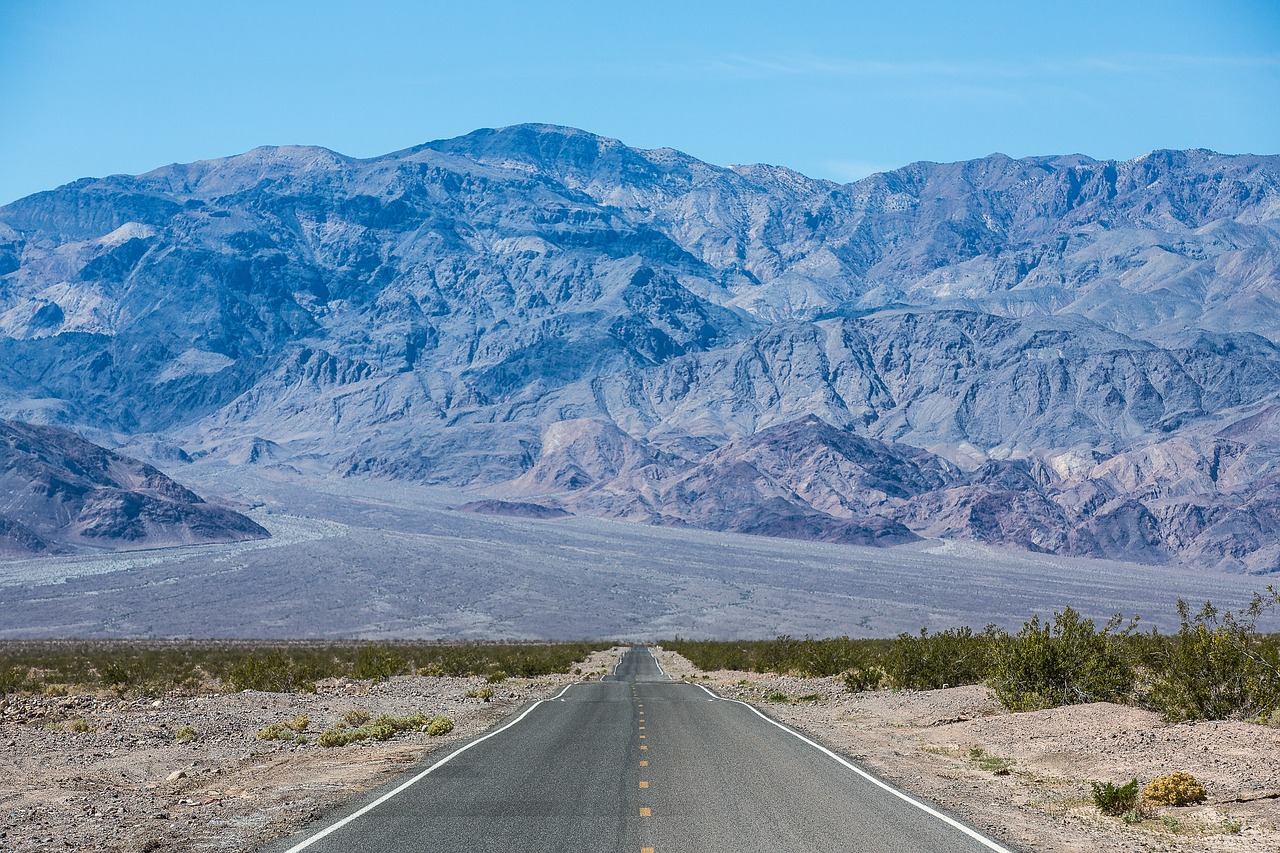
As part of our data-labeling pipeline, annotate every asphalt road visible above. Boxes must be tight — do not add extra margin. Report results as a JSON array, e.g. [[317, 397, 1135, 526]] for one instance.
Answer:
[[269, 648, 1017, 853]]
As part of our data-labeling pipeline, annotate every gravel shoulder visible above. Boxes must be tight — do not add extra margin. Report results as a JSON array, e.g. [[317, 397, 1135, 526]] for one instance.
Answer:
[[651, 646, 1280, 853], [0, 647, 624, 852]]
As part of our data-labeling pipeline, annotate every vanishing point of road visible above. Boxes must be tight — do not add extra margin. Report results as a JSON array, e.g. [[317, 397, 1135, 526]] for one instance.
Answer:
[[269, 647, 1018, 853]]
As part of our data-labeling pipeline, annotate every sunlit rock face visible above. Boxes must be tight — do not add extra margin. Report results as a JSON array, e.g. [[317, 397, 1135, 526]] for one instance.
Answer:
[[1, 125, 1277, 570], [0, 419, 268, 554]]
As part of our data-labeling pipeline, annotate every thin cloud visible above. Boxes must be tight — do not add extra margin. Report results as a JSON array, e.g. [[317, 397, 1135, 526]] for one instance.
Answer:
[[704, 52, 1280, 81]]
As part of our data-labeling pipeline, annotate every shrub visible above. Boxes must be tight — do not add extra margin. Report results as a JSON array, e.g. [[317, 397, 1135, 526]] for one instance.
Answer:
[[764, 691, 789, 702], [174, 725, 197, 742], [67, 718, 93, 733], [1142, 772, 1207, 806], [486, 670, 508, 684], [1146, 592, 1280, 723], [287, 714, 309, 733], [886, 627, 992, 690], [352, 645, 407, 682], [987, 608, 1135, 711], [319, 712, 441, 747], [257, 723, 294, 741], [228, 652, 317, 694], [0, 665, 28, 695], [319, 727, 363, 748], [465, 686, 494, 701], [967, 747, 1014, 774], [841, 665, 884, 693], [1091, 779, 1140, 816], [343, 708, 371, 727]]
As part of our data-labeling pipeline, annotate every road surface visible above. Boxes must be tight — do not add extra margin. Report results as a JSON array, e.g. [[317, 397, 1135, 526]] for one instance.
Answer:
[[268, 647, 1018, 852]]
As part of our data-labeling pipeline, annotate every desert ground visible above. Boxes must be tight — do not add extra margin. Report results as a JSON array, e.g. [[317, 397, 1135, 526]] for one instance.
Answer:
[[652, 647, 1280, 853], [1, 466, 1275, 641], [0, 648, 623, 851], [2, 644, 1276, 851]]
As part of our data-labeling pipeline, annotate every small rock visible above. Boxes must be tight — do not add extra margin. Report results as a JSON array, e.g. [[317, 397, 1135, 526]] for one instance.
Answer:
[[166, 771, 187, 782]]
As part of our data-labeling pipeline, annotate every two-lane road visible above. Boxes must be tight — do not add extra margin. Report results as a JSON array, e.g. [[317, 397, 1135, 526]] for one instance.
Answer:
[[269, 648, 1017, 852]]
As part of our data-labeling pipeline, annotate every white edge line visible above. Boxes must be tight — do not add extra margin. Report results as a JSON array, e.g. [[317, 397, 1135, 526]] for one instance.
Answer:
[[281, 681, 578, 853], [691, 682, 1016, 853]]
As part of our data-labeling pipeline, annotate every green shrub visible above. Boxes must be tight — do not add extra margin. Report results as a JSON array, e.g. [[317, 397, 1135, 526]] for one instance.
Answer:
[[465, 686, 494, 701], [967, 747, 1014, 773], [257, 723, 294, 741], [841, 665, 885, 693], [661, 637, 892, 677], [886, 627, 992, 690], [319, 712, 441, 747], [352, 645, 407, 682], [228, 652, 318, 694], [764, 691, 789, 702], [342, 708, 371, 727], [987, 608, 1135, 711], [1091, 779, 1140, 816], [67, 718, 93, 733], [0, 665, 28, 695], [485, 670, 508, 684], [318, 726, 363, 748], [174, 725, 197, 742], [287, 713, 309, 733], [1143, 771, 1207, 806], [1146, 593, 1280, 723]]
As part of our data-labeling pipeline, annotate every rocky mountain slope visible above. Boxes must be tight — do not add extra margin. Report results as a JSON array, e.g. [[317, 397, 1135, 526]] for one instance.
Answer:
[[0, 124, 1276, 570], [0, 420, 268, 555]]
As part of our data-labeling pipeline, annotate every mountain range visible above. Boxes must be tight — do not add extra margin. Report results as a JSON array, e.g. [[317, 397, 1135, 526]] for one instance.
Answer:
[[0, 124, 1277, 570]]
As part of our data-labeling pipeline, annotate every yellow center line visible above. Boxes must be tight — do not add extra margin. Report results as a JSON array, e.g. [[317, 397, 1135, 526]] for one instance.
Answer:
[[642, 848, 655, 853], [640, 745, 647, 750], [640, 807, 652, 816], [640, 760, 648, 766], [639, 781, 649, 788]]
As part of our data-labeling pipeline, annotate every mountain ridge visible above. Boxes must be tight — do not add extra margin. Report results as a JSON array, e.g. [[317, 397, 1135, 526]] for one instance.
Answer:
[[1, 124, 1277, 570]]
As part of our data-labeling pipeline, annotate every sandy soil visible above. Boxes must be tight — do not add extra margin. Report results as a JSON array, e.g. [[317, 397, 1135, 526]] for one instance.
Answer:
[[650, 646, 1280, 853], [0, 647, 623, 852], [6, 644, 1277, 851]]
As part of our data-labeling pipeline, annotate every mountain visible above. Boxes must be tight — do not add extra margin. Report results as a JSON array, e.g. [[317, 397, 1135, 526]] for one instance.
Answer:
[[0, 124, 1277, 570], [0, 420, 268, 555]]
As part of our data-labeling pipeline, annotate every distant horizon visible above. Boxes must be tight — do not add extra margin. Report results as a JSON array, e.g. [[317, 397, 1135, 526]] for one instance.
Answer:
[[2, 0, 1276, 205], [7, 121, 1278, 204]]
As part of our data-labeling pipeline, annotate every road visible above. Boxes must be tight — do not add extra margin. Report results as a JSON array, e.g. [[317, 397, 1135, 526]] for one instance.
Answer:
[[269, 648, 1017, 853]]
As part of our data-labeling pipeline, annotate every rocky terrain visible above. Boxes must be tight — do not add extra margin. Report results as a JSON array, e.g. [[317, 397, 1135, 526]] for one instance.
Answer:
[[4, 644, 1276, 853], [0, 647, 623, 852], [0, 125, 1277, 569], [0, 420, 267, 555], [652, 647, 1280, 853]]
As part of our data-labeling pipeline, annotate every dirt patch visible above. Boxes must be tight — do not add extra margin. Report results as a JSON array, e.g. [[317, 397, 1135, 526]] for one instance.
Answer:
[[652, 646, 1280, 853], [0, 647, 623, 852]]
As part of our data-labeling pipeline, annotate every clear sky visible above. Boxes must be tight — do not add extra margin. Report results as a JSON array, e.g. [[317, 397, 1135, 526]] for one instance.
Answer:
[[1, 0, 1278, 204]]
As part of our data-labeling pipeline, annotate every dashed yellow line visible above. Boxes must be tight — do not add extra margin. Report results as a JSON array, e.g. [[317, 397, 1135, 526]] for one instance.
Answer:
[[640, 807, 652, 816], [640, 760, 648, 766], [642, 848, 655, 853], [639, 781, 649, 789], [640, 745, 647, 750]]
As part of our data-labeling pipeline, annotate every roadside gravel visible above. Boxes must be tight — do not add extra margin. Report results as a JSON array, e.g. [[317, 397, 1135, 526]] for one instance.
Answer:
[[0, 647, 623, 852], [651, 646, 1280, 853]]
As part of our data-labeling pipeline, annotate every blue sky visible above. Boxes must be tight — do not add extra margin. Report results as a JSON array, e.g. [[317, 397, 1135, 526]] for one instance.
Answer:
[[1, 0, 1278, 204]]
